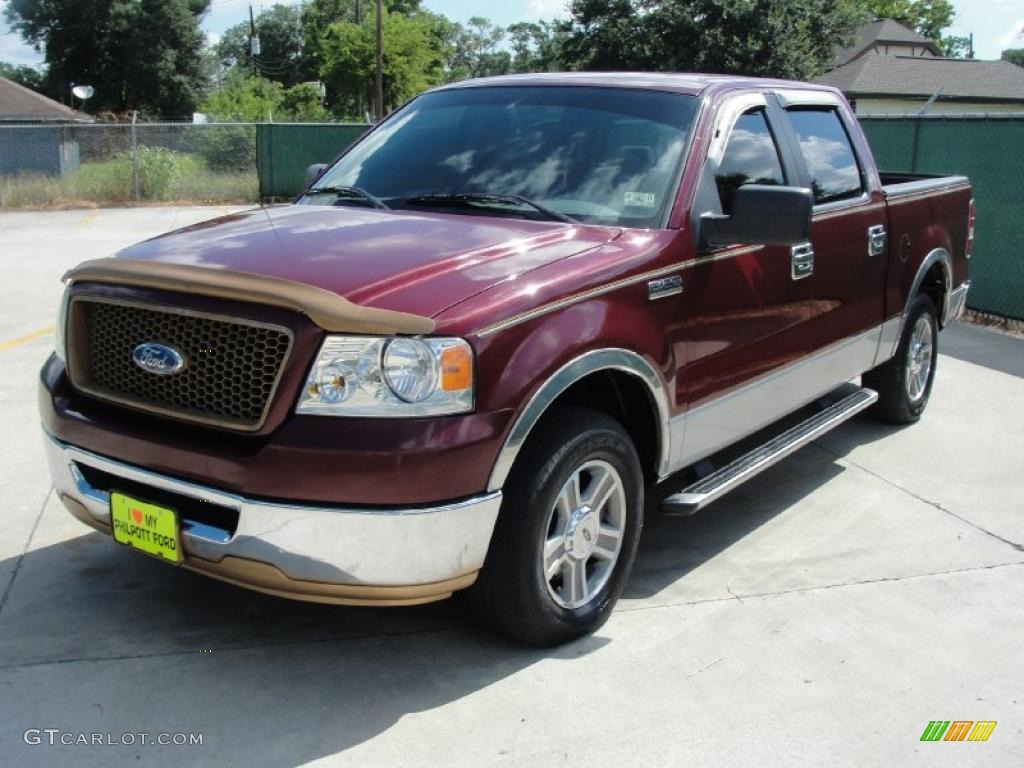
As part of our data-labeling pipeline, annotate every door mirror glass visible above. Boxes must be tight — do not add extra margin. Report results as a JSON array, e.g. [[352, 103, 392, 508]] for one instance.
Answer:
[[304, 163, 328, 187], [701, 184, 813, 247]]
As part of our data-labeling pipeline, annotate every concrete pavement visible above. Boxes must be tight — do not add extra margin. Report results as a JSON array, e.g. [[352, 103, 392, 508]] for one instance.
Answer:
[[0, 207, 1021, 767]]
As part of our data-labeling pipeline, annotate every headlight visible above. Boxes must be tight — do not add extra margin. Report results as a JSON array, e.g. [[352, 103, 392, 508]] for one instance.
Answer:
[[54, 285, 70, 361], [297, 336, 474, 417]]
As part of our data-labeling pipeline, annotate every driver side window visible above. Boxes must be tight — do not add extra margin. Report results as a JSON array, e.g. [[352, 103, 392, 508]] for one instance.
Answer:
[[715, 109, 786, 214]]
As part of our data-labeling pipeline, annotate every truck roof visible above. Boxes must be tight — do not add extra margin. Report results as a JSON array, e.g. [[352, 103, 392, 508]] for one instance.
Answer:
[[435, 71, 830, 97]]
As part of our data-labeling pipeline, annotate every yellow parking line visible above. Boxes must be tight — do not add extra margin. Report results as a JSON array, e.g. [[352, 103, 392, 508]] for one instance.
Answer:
[[76, 210, 100, 229], [0, 326, 54, 351]]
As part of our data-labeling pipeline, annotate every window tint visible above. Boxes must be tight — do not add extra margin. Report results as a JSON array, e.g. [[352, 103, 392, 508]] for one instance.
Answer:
[[786, 109, 863, 204], [309, 87, 698, 228], [715, 110, 785, 214]]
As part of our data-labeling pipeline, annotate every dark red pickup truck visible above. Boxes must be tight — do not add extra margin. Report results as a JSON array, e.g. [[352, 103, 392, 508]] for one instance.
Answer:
[[41, 73, 971, 645]]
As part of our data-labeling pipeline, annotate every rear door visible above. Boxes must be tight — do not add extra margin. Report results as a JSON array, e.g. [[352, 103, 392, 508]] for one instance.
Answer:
[[775, 94, 888, 378]]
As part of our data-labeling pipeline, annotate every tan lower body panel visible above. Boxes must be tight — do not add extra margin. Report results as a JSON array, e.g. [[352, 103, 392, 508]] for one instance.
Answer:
[[60, 493, 476, 607]]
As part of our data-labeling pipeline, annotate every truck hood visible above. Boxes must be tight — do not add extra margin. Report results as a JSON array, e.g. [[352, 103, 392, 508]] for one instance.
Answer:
[[115, 205, 620, 319]]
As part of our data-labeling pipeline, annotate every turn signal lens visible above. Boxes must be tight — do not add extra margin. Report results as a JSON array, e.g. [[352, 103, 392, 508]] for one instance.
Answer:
[[440, 345, 473, 391]]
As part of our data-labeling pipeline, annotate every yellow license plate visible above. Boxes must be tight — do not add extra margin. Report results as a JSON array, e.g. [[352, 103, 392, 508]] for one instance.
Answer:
[[110, 492, 182, 564]]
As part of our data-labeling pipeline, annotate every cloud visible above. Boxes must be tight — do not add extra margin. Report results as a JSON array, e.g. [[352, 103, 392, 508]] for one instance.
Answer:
[[0, 30, 42, 67], [997, 19, 1024, 49], [527, 0, 569, 20]]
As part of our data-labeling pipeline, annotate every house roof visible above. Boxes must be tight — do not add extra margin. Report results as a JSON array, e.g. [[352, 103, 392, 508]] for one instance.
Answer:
[[814, 56, 1024, 102], [835, 19, 942, 66], [0, 76, 93, 122]]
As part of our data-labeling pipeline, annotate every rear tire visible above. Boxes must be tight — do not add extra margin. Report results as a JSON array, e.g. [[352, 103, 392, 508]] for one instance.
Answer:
[[469, 406, 644, 646], [864, 293, 939, 424]]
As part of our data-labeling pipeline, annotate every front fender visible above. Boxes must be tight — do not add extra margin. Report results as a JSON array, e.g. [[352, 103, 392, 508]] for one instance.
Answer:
[[467, 290, 677, 491]]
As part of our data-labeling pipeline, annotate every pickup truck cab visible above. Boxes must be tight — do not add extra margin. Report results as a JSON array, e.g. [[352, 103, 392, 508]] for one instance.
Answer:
[[41, 73, 972, 646]]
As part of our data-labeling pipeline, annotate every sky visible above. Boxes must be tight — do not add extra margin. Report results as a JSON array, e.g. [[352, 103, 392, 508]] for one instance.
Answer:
[[1, 0, 1022, 69]]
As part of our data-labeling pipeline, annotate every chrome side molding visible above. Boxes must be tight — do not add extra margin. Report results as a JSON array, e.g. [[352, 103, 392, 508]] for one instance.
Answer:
[[945, 280, 971, 325]]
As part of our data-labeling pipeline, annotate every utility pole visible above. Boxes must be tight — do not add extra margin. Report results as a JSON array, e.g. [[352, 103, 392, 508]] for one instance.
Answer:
[[249, 4, 261, 75], [375, 0, 383, 122], [354, 0, 364, 120]]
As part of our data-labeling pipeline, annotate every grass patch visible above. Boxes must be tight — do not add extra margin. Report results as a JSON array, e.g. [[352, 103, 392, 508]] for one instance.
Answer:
[[1, 149, 258, 208]]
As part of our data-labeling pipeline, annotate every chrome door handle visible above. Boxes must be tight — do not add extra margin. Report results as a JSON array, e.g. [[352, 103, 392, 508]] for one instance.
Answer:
[[868, 224, 887, 257], [791, 243, 814, 280]]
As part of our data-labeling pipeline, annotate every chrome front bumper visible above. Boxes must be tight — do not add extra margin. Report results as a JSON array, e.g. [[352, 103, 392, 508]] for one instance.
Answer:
[[44, 433, 502, 605]]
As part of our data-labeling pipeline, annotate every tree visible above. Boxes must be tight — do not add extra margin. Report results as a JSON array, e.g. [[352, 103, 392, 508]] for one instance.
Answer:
[[318, 7, 445, 119], [123, 0, 212, 116], [506, 21, 567, 73], [200, 70, 328, 122], [0, 61, 44, 90], [280, 82, 331, 121], [447, 17, 511, 79], [562, 0, 865, 80], [1003, 49, 1024, 69], [3, 0, 211, 116], [299, 0, 425, 82], [217, 4, 305, 86]]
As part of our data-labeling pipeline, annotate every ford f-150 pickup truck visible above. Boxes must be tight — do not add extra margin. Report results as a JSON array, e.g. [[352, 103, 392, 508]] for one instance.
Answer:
[[41, 73, 972, 646]]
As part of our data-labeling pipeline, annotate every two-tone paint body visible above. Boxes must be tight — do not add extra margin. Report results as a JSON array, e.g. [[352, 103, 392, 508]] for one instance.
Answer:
[[40, 73, 971, 604]]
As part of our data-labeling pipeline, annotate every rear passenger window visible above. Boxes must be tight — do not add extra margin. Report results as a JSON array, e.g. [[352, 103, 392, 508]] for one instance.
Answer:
[[715, 109, 785, 214], [786, 109, 863, 204]]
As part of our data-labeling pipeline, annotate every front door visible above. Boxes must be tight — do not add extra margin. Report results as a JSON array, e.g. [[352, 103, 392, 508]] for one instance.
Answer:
[[669, 96, 820, 469]]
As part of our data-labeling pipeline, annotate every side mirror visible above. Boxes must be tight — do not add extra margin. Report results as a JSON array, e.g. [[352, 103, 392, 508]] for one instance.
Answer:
[[701, 185, 813, 248], [304, 163, 328, 187]]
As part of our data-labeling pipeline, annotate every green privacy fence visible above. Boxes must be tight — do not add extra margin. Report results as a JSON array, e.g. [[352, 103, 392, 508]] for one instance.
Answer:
[[256, 123, 370, 199], [859, 116, 1024, 320], [256, 118, 1021, 319]]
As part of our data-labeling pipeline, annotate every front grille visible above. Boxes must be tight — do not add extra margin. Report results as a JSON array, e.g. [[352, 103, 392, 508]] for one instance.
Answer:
[[68, 298, 293, 431]]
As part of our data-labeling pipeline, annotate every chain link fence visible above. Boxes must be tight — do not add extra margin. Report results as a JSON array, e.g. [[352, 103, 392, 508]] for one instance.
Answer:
[[860, 115, 1024, 320], [3, 115, 1020, 319], [0, 122, 258, 207]]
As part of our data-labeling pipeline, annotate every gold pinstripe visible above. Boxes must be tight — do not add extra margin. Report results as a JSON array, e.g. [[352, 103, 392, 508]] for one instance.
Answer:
[[474, 244, 764, 337]]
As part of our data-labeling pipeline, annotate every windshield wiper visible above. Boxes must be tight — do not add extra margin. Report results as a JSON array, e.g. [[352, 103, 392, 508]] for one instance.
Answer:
[[304, 185, 390, 210], [401, 193, 578, 224]]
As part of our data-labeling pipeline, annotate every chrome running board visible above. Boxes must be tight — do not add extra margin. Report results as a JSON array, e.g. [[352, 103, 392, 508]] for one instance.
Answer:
[[661, 387, 878, 515]]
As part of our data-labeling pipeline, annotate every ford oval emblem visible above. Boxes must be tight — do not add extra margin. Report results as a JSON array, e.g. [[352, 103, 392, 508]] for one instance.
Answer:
[[132, 342, 186, 375]]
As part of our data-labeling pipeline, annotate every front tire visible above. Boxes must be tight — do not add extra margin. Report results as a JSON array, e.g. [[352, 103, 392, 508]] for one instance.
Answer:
[[470, 407, 644, 646], [864, 293, 939, 424]]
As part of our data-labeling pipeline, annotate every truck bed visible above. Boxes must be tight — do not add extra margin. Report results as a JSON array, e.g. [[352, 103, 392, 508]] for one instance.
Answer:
[[880, 171, 970, 196]]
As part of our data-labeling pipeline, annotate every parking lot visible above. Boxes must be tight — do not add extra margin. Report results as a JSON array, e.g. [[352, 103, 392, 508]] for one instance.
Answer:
[[1, 207, 1022, 767]]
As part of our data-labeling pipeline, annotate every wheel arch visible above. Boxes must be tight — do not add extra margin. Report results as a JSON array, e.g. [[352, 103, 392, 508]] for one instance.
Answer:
[[904, 247, 952, 330], [486, 348, 670, 492]]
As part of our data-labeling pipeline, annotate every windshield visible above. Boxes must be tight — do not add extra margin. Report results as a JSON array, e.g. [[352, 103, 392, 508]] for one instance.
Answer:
[[304, 86, 698, 228]]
